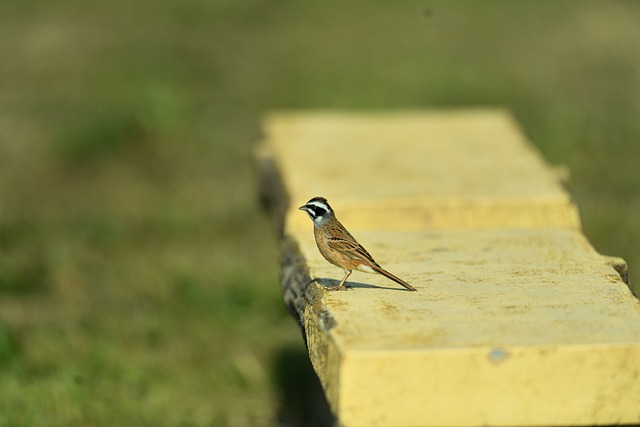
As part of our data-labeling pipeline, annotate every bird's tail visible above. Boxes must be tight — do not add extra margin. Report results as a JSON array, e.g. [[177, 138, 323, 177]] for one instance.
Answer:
[[371, 265, 417, 291]]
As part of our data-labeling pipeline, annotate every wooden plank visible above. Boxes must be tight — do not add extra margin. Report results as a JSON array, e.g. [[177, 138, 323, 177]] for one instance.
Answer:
[[261, 109, 580, 233], [258, 110, 640, 426]]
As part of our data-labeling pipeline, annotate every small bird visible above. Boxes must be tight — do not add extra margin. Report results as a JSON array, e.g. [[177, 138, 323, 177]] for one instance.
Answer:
[[299, 197, 417, 291]]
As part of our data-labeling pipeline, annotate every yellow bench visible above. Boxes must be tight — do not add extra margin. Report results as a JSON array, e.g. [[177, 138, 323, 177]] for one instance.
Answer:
[[257, 110, 640, 426]]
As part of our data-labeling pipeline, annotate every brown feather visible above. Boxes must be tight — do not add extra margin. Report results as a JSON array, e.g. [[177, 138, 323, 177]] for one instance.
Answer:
[[326, 236, 378, 266], [370, 265, 417, 291]]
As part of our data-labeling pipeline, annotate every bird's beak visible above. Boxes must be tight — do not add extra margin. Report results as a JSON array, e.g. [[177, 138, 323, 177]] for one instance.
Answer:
[[298, 205, 306, 211]]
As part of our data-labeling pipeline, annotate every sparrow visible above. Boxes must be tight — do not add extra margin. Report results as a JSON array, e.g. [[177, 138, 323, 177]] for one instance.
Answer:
[[298, 197, 417, 291]]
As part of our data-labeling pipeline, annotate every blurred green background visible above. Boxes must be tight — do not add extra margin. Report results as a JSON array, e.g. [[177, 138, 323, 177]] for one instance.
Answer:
[[1, 1, 639, 426]]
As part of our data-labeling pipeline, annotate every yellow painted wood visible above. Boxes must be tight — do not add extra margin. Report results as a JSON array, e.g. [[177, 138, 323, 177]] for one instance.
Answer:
[[261, 109, 581, 232], [259, 110, 640, 426], [294, 228, 640, 426]]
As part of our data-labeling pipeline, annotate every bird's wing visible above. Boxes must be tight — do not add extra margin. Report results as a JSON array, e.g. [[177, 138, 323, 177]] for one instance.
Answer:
[[326, 236, 378, 265]]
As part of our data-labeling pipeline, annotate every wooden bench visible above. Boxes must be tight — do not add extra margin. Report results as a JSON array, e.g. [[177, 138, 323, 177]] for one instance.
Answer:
[[257, 110, 640, 427]]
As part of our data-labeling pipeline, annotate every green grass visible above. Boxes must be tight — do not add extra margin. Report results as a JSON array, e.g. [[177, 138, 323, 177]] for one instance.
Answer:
[[0, 1, 639, 425]]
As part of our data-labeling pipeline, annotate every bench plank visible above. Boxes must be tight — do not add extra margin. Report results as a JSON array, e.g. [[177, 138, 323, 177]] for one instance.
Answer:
[[259, 110, 640, 426]]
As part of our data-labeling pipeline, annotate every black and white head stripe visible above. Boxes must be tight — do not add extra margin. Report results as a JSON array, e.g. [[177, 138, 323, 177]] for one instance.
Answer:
[[299, 196, 333, 221]]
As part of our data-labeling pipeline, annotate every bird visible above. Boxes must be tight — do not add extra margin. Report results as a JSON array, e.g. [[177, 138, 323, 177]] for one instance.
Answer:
[[298, 196, 417, 291]]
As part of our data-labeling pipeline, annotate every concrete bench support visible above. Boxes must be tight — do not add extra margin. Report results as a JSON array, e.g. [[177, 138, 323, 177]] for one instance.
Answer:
[[257, 110, 640, 427]]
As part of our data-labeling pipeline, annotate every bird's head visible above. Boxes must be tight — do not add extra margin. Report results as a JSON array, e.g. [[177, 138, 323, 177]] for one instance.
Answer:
[[299, 196, 333, 225]]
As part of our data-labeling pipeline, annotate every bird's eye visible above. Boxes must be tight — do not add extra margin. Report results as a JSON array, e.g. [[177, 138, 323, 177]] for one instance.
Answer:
[[304, 202, 328, 219]]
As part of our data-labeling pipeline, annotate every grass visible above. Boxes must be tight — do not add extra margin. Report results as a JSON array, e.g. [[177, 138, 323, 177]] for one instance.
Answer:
[[0, 1, 639, 425]]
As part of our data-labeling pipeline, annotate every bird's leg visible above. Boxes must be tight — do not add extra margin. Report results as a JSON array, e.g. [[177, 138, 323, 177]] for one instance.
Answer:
[[333, 270, 351, 291]]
